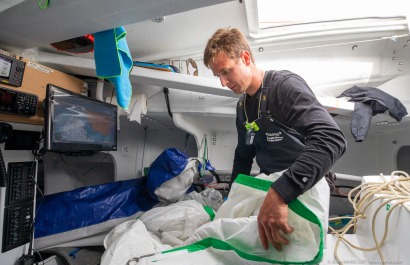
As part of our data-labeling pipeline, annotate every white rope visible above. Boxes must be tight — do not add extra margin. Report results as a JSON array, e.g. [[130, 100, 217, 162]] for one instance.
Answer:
[[329, 171, 410, 265]]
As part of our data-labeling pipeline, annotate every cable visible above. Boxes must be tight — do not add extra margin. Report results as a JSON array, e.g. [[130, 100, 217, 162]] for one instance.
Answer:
[[58, 152, 110, 177], [20, 157, 44, 264], [0, 148, 7, 187], [328, 171, 410, 265], [110, 85, 115, 104], [163, 87, 173, 118], [201, 136, 208, 175], [147, 90, 163, 100], [34, 250, 45, 265], [0, 122, 13, 187], [81, 152, 110, 175], [141, 126, 147, 175], [32, 127, 45, 160], [30, 156, 45, 239], [183, 133, 191, 153]]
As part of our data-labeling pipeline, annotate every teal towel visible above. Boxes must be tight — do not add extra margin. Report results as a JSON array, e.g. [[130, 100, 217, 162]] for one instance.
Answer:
[[94, 27, 133, 109]]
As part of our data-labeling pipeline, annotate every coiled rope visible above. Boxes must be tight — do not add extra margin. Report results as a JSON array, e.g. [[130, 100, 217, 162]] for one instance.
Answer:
[[328, 171, 410, 265]]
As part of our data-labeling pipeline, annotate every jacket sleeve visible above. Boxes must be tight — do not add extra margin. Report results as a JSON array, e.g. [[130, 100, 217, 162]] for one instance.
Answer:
[[231, 115, 256, 184], [270, 72, 347, 204]]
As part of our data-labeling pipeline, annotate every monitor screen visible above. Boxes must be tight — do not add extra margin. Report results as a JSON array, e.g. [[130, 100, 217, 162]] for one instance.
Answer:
[[0, 57, 12, 78], [44, 84, 117, 154]]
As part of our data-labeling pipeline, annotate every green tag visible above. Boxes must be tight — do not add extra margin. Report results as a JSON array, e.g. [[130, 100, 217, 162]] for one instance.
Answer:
[[245, 121, 259, 131], [386, 204, 390, 210]]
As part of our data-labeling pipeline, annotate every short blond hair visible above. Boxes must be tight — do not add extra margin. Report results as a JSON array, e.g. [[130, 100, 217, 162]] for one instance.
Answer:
[[203, 28, 254, 68]]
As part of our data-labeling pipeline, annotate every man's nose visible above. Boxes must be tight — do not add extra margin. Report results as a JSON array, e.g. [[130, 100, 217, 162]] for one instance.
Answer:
[[220, 76, 228, 87]]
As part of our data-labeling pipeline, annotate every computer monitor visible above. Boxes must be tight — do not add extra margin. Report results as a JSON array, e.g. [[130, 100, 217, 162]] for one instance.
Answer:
[[44, 84, 117, 154]]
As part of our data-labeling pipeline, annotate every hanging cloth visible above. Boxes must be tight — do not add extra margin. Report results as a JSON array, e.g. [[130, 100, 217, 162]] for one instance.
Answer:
[[94, 26, 133, 109]]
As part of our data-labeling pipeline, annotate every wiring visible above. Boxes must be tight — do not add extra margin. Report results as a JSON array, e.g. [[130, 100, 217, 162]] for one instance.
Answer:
[[58, 152, 110, 177], [110, 85, 115, 104], [163, 87, 173, 118], [26, 155, 45, 264], [202, 136, 208, 172], [141, 126, 147, 175], [329, 171, 410, 265], [183, 133, 191, 153], [34, 249, 45, 265]]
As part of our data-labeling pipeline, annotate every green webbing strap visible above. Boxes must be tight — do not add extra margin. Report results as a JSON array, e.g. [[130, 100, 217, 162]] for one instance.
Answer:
[[203, 206, 215, 221], [202, 136, 208, 172], [38, 0, 49, 9]]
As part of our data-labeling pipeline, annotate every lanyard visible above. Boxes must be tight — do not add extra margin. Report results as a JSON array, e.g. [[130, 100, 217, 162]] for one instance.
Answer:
[[244, 71, 266, 145]]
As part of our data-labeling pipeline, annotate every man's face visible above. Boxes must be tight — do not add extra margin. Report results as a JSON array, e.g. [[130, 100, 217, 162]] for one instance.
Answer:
[[210, 51, 252, 95]]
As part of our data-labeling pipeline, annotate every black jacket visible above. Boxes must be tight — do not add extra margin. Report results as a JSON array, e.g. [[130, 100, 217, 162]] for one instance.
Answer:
[[232, 70, 346, 203], [338, 86, 408, 142]]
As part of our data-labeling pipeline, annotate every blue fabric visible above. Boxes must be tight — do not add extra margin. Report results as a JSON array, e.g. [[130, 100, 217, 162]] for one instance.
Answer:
[[204, 160, 215, 170], [133, 61, 176, 72], [94, 26, 133, 109], [146, 148, 189, 200], [34, 177, 158, 239]]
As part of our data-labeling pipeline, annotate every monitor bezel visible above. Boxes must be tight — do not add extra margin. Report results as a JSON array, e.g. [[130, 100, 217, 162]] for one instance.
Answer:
[[44, 84, 117, 154]]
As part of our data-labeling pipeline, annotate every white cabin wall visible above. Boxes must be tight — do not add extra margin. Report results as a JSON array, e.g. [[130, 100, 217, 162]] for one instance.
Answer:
[[112, 115, 197, 181], [331, 125, 379, 176], [332, 124, 410, 177], [111, 117, 145, 181], [376, 128, 410, 175], [374, 74, 410, 175], [208, 130, 237, 170], [139, 125, 198, 169], [41, 153, 116, 194]]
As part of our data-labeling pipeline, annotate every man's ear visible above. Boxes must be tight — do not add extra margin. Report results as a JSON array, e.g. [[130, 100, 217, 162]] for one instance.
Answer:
[[241, 51, 251, 66]]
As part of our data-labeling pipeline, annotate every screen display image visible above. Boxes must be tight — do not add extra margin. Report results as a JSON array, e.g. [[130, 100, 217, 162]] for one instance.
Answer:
[[0, 57, 12, 78], [0, 88, 16, 107], [45, 84, 117, 153]]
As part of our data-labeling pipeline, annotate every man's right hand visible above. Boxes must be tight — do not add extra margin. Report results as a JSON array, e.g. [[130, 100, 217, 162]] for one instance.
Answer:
[[257, 188, 294, 251]]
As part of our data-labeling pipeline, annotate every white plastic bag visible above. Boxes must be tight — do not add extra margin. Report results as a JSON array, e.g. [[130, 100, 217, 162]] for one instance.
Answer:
[[136, 173, 329, 265], [179, 188, 224, 212], [154, 159, 199, 202], [217, 171, 329, 234], [138, 200, 213, 246], [101, 219, 170, 265]]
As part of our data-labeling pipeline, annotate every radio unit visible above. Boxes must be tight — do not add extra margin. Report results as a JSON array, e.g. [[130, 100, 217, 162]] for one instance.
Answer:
[[0, 53, 25, 87], [0, 86, 38, 116]]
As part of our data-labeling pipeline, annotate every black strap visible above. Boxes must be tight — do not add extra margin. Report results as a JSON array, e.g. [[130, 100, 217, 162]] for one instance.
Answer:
[[237, 94, 246, 126], [237, 70, 276, 125], [260, 70, 276, 116]]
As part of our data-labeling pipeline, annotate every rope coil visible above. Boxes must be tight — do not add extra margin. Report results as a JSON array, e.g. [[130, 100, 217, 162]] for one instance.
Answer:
[[329, 171, 410, 265]]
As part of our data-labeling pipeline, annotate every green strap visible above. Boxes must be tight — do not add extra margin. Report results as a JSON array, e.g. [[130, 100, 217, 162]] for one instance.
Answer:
[[38, 0, 49, 9], [202, 136, 208, 172], [203, 206, 215, 221]]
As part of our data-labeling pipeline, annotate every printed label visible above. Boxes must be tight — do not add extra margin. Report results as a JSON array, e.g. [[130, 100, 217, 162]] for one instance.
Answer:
[[266, 132, 283, 142], [27, 61, 53, 74]]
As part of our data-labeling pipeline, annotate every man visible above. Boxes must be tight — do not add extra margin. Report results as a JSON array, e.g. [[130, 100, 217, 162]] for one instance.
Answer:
[[203, 28, 346, 251]]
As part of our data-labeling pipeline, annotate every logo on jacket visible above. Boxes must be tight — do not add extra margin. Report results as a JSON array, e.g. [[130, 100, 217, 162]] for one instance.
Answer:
[[266, 132, 283, 142]]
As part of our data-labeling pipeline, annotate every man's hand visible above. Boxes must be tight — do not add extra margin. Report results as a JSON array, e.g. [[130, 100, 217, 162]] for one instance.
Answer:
[[257, 188, 294, 251]]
